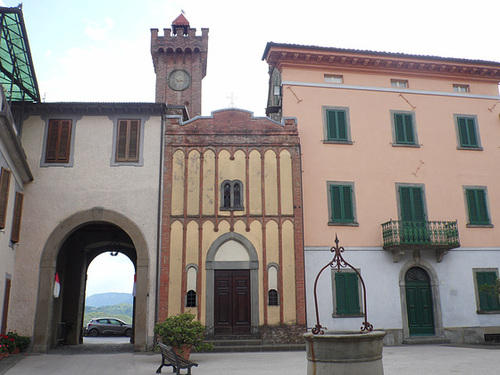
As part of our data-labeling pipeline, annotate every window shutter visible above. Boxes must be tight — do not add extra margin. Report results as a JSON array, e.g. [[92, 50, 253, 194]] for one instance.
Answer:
[[45, 120, 72, 163], [116, 120, 128, 160], [0, 168, 11, 229], [128, 120, 140, 161], [466, 189, 478, 223], [330, 185, 342, 221], [476, 272, 500, 311], [342, 185, 353, 221], [399, 187, 413, 221], [327, 110, 338, 139], [346, 273, 360, 314], [337, 111, 347, 140], [412, 187, 425, 221], [404, 114, 414, 143], [10, 192, 23, 243], [466, 118, 477, 147], [335, 273, 348, 315], [327, 110, 347, 141], [395, 114, 405, 143]]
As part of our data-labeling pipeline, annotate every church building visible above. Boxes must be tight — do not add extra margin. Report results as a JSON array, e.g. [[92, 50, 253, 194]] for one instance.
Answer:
[[152, 15, 306, 335]]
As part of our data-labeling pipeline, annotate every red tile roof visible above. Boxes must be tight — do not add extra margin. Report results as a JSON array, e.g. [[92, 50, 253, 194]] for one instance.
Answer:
[[172, 13, 189, 26]]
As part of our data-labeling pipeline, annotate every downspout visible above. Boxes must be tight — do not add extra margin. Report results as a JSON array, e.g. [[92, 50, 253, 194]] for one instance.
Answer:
[[154, 106, 166, 331]]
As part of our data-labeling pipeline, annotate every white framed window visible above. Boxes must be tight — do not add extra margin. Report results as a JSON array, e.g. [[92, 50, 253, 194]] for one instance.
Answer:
[[391, 79, 408, 88], [453, 84, 470, 93], [324, 74, 343, 84]]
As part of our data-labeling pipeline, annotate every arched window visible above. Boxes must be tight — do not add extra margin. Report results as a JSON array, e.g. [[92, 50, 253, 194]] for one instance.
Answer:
[[221, 180, 244, 210], [186, 290, 197, 307], [186, 265, 197, 307], [267, 264, 279, 306], [268, 289, 279, 306]]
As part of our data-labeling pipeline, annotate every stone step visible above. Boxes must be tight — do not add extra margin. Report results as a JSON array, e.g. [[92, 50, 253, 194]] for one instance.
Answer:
[[403, 336, 451, 345], [209, 343, 305, 353]]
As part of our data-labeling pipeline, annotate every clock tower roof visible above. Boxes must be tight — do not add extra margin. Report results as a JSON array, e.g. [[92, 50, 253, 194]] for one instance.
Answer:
[[172, 13, 190, 26]]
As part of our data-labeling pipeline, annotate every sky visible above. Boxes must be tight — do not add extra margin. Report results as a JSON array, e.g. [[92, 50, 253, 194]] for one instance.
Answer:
[[2, 0, 500, 295]]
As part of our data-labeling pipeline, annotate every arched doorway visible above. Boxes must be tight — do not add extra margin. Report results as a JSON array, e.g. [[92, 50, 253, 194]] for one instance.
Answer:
[[399, 260, 445, 341], [205, 232, 259, 335], [405, 267, 434, 336], [33, 208, 149, 353]]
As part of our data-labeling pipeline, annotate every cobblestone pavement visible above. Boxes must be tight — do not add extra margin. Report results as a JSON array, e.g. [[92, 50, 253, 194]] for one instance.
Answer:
[[1, 340, 499, 375]]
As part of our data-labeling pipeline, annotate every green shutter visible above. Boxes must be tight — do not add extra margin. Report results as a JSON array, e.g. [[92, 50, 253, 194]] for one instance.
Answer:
[[330, 184, 354, 223], [476, 272, 500, 311], [466, 188, 490, 225], [399, 186, 425, 222], [394, 113, 415, 144], [458, 117, 478, 147], [327, 110, 348, 141], [335, 272, 360, 315]]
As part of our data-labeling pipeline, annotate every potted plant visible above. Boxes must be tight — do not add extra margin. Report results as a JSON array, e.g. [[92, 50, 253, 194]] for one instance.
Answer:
[[154, 312, 212, 359], [7, 332, 30, 353]]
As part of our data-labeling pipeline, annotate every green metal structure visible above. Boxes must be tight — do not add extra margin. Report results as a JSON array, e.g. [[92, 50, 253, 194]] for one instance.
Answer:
[[0, 5, 39, 102]]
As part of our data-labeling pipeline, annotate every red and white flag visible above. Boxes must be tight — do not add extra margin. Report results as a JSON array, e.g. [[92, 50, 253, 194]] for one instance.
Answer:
[[132, 274, 136, 297], [53, 273, 61, 298]]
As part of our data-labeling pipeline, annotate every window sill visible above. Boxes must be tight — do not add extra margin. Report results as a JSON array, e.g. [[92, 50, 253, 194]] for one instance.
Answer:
[[457, 146, 483, 151], [323, 140, 353, 145], [391, 143, 420, 148], [332, 313, 364, 318], [477, 310, 500, 314], [328, 222, 359, 227], [220, 207, 244, 211], [466, 223, 493, 228]]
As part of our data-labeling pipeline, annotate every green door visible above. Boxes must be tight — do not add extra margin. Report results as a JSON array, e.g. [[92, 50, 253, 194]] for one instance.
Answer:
[[405, 267, 434, 336]]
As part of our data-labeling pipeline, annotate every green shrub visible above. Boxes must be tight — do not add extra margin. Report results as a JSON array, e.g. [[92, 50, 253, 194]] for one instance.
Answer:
[[154, 313, 212, 352]]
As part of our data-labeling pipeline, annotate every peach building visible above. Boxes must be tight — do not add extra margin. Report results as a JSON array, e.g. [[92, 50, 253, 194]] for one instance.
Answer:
[[263, 43, 500, 344]]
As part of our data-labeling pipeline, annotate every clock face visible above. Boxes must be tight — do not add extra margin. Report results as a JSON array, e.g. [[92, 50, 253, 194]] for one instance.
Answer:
[[168, 69, 191, 91]]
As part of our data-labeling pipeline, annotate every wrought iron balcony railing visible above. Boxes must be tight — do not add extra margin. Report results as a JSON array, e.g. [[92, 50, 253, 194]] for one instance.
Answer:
[[382, 220, 460, 251]]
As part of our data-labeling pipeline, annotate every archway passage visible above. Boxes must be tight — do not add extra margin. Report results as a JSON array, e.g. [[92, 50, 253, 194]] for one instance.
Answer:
[[405, 267, 435, 336], [53, 223, 137, 348]]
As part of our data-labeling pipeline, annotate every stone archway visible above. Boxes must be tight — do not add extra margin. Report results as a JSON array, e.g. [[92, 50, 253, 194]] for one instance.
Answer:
[[399, 259, 445, 341], [33, 207, 149, 352], [205, 232, 259, 335]]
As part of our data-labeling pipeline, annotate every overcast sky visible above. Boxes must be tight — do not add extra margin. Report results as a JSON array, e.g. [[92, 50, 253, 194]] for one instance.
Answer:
[[3, 0, 499, 295]]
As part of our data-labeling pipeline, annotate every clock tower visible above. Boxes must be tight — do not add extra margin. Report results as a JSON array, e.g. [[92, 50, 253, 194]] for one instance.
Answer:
[[151, 14, 208, 117]]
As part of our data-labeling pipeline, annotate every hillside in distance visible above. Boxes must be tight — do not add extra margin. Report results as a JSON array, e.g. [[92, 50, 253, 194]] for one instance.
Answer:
[[86, 292, 133, 307]]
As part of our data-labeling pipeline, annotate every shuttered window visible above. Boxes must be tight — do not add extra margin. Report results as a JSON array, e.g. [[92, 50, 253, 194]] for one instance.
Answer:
[[0, 168, 11, 229], [476, 271, 500, 312], [399, 186, 426, 222], [10, 192, 23, 243], [115, 119, 140, 162], [45, 119, 72, 163], [326, 109, 348, 141], [466, 188, 490, 225], [456, 116, 480, 148], [394, 113, 416, 144], [335, 272, 360, 315], [329, 184, 355, 224]]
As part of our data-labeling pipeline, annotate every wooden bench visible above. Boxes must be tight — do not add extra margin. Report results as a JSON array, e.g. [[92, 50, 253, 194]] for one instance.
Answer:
[[156, 342, 198, 374]]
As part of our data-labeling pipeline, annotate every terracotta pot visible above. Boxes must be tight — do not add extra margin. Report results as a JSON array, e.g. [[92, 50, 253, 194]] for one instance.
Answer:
[[12, 348, 20, 354], [174, 345, 192, 360]]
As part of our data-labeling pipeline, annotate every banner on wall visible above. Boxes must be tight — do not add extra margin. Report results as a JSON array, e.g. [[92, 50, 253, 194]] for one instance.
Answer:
[[53, 273, 61, 298]]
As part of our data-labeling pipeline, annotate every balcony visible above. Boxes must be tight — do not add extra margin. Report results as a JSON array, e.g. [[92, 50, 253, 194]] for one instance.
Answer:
[[381, 220, 460, 263]]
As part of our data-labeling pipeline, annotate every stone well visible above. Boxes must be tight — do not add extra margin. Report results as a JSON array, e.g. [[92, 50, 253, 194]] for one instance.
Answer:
[[304, 330, 386, 375]]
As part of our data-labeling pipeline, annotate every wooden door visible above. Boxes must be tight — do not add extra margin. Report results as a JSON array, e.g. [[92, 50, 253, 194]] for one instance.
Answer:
[[405, 267, 434, 336], [214, 270, 250, 335]]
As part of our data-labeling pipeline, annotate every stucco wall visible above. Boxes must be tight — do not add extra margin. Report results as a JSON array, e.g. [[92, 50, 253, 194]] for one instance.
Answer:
[[10, 113, 162, 342]]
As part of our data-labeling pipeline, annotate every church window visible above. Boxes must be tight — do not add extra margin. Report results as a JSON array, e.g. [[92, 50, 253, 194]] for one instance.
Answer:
[[186, 265, 197, 308], [221, 180, 244, 211]]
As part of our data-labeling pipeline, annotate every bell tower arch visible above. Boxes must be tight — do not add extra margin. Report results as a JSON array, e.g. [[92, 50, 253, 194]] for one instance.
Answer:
[[150, 14, 208, 117]]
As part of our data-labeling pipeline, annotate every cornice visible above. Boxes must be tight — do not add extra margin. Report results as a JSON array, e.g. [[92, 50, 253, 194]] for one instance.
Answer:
[[264, 45, 500, 81]]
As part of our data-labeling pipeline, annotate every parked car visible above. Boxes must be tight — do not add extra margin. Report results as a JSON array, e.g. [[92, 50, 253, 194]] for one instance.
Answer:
[[85, 318, 132, 337]]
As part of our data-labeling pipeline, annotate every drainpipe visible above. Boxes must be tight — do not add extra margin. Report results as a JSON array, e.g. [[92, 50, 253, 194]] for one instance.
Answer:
[[154, 106, 166, 330]]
